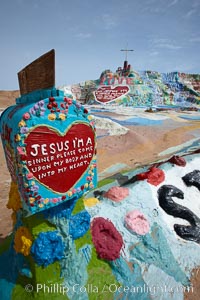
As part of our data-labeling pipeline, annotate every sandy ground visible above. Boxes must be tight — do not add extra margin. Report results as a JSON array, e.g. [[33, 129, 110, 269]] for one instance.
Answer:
[[0, 91, 200, 299]]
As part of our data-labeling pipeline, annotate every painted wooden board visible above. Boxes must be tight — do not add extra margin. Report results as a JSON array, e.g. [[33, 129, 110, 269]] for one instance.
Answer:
[[18, 49, 55, 95]]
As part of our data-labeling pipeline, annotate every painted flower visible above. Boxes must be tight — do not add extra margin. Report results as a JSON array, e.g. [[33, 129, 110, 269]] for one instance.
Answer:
[[76, 187, 81, 193], [67, 191, 73, 197], [91, 217, 124, 261], [89, 182, 94, 188], [104, 186, 129, 203], [75, 102, 82, 109], [20, 127, 29, 134], [18, 120, 26, 127], [14, 226, 33, 256], [23, 112, 30, 120], [125, 210, 150, 235], [38, 100, 45, 107], [59, 113, 66, 120], [34, 104, 39, 110], [52, 198, 59, 203], [17, 146, 25, 155], [29, 197, 35, 204], [87, 115, 93, 121], [64, 97, 72, 105], [90, 121, 95, 127], [43, 198, 49, 204], [26, 173, 34, 180], [15, 134, 21, 142], [30, 185, 39, 192], [48, 113, 56, 121], [31, 231, 65, 267], [29, 107, 36, 115]]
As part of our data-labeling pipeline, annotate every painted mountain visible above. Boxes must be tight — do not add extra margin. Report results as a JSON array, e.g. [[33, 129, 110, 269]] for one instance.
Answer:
[[60, 61, 200, 107]]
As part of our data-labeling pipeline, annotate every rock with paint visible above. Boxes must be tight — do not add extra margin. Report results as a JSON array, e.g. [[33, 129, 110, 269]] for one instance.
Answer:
[[62, 60, 200, 107], [0, 50, 200, 300], [0, 51, 98, 300], [84, 151, 200, 300], [0, 89, 97, 216]]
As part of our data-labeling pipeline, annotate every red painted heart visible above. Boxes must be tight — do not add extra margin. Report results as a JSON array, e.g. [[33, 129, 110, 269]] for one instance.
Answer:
[[24, 124, 95, 193], [94, 85, 129, 103]]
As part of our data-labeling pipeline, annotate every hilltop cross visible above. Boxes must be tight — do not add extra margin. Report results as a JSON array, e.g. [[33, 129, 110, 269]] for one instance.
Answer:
[[120, 47, 134, 61]]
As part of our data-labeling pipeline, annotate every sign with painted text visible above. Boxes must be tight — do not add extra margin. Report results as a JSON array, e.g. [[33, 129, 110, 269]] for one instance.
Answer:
[[94, 85, 130, 104], [25, 123, 95, 193]]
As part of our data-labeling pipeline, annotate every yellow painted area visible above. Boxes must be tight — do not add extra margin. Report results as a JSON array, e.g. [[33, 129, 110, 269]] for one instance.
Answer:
[[14, 226, 33, 256], [83, 197, 100, 207], [7, 181, 22, 212], [59, 113, 66, 120], [18, 119, 26, 127], [48, 113, 56, 120]]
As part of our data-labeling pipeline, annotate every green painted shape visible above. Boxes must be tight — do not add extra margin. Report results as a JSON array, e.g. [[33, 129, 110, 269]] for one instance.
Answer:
[[72, 196, 85, 215], [11, 214, 68, 300], [97, 178, 114, 188], [12, 262, 68, 300], [23, 213, 56, 238]]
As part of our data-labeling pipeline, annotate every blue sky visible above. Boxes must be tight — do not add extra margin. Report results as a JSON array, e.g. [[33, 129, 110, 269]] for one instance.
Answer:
[[0, 0, 199, 90]]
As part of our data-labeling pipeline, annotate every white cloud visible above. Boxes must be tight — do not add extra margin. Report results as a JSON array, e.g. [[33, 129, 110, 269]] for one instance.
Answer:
[[158, 44, 182, 50], [150, 38, 182, 50], [189, 36, 200, 43], [185, 8, 196, 18], [75, 33, 92, 39], [101, 14, 117, 30], [168, 0, 179, 7], [149, 51, 159, 56], [184, 0, 200, 18]]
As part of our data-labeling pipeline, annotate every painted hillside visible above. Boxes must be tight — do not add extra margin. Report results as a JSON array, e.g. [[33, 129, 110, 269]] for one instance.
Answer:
[[60, 61, 200, 107]]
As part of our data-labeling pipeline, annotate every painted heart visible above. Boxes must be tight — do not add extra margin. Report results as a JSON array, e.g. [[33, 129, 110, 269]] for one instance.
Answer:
[[94, 85, 129, 103], [24, 123, 95, 193]]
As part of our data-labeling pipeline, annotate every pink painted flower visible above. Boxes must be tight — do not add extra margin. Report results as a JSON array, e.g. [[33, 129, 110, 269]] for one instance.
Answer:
[[125, 210, 150, 235], [17, 147, 25, 155], [64, 97, 72, 105], [52, 198, 58, 203], [26, 173, 34, 180], [23, 112, 31, 120], [104, 186, 129, 202], [72, 188, 77, 194]]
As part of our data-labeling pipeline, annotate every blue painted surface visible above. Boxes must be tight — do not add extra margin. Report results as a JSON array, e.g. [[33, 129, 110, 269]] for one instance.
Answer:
[[0, 89, 98, 216], [69, 211, 91, 240], [31, 231, 65, 267], [118, 117, 163, 126], [43, 196, 78, 221], [110, 258, 151, 300], [0, 242, 28, 300], [130, 223, 189, 286], [93, 113, 163, 126], [180, 115, 200, 120]]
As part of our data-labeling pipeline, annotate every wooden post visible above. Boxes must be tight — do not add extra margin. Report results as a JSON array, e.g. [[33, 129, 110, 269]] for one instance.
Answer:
[[18, 49, 55, 95]]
